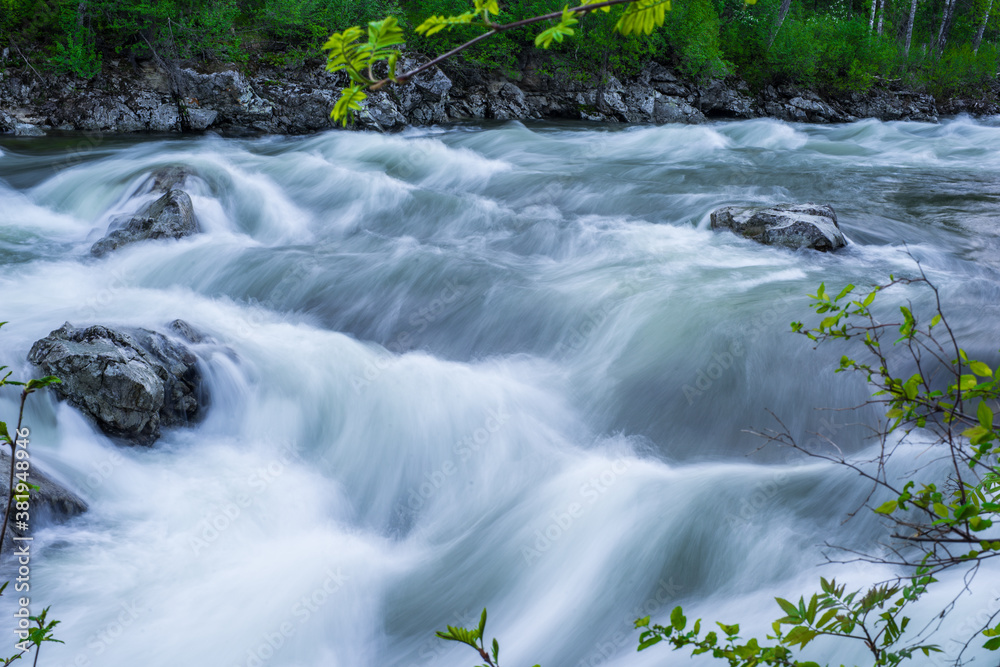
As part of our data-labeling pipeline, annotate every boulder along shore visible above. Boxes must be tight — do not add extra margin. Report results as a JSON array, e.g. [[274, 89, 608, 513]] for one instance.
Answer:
[[2, 50, 999, 136]]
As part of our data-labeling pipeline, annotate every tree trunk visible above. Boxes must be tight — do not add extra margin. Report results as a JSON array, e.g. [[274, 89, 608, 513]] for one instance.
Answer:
[[904, 0, 918, 56], [934, 0, 956, 51], [974, 0, 994, 51], [877, 0, 885, 34], [769, 0, 793, 48], [870, 0, 878, 30]]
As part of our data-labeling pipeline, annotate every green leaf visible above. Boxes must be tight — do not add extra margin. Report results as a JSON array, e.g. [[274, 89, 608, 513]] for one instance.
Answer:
[[834, 284, 855, 301], [535, 6, 579, 48], [775, 597, 799, 617], [388, 52, 399, 81], [816, 607, 838, 629], [963, 425, 989, 442], [979, 401, 994, 431], [670, 606, 687, 631], [716, 622, 740, 636], [474, 0, 501, 14], [930, 313, 942, 327], [478, 608, 487, 639], [331, 85, 368, 126], [637, 635, 663, 650], [415, 12, 476, 36], [970, 361, 993, 378], [615, 0, 671, 36], [984, 636, 1000, 650], [875, 499, 898, 514], [784, 626, 817, 648], [24, 376, 60, 393], [368, 16, 405, 51]]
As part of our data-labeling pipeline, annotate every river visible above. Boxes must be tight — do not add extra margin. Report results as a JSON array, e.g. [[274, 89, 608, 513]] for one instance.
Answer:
[[1, 117, 999, 667]]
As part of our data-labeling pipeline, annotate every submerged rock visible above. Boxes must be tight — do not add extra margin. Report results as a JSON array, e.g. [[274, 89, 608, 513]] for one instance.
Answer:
[[0, 453, 87, 550], [168, 318, 211, 344], [27, 323, 204, 446], [710, 203, 847, 252], [144, 166, 194, 194], [13, 122, 45, 136], [91, 189, 199, 256]]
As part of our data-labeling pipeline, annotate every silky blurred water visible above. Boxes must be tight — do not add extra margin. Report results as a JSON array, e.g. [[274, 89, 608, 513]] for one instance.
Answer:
[[1, 117, 999, 667]]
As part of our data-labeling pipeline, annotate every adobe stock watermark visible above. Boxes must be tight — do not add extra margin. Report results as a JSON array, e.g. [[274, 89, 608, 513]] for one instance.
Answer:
[[404, 404, 511, 513], [54, 599, 145, 667], [230, 568, 351, 667], [77, 451, 127, 496], [53, 130, 106, 173], [188, 443, 298, 556], [724, 414, 848, 528], [553, 281, 639, 360], [76, 267, 134, 322], [521, 457, 632, 565], [404, 608, 480, 666], [574, 577, 684, 667], [682, 290, 798, 405], [352, 279, 469, 393], [233, 259, 317, 341]]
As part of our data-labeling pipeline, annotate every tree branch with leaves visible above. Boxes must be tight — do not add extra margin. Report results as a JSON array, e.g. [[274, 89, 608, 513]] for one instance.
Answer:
[[319, 0, 741, 126]]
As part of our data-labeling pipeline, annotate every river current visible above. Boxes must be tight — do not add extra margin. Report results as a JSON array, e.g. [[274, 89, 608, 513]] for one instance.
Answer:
[[1, 117, 999, 667]]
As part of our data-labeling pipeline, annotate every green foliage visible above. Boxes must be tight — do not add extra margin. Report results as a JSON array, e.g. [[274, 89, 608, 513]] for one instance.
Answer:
[[322, 16, 406, 125], [3, 0, 1000, 100], [660, 0, 728, 78], [49, 25, 103, 79], [638, 577, 941, 666], [535, 7, 580, 47], [254, 0, 404, 46], [436, 608, 540, 667], [914, 42, 1000, 96], [323, 0, 676, 124], [791, 274, 1000, 583], [718, 2, 899, 92], [634, 269, 1000, 666], [616, 0, 671, 35]]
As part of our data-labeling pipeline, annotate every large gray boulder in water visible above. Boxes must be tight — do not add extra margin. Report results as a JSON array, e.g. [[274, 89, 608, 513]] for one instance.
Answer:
[[27, 323, 204, 446], [91, 189, 199, 257], [710, 203, 847, 252]]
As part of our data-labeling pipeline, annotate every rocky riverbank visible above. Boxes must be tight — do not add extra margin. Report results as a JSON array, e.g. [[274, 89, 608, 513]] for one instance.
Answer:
[[1, 51, 998, 136]]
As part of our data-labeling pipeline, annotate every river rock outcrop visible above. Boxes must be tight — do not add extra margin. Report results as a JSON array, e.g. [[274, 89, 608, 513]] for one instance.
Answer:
[[710, 203, 847, 251], [0, 47, 978, 135], [91, 188, 198, 257], [27, 323, 204, 446]]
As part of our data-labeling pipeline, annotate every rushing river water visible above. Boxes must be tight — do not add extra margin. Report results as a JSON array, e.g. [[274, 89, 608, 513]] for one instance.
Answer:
[[1, 117, 999, 667]]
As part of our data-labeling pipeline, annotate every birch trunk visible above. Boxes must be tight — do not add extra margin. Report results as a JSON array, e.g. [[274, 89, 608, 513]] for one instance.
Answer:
[[904, 0, 918, 56], [934, 0, 956, 51], [974, 0, 994, 51], [769, 0, 793, 48]]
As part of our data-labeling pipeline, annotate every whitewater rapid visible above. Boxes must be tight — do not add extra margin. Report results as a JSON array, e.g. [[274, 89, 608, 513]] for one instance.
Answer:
[[1, 117, 999, 667]]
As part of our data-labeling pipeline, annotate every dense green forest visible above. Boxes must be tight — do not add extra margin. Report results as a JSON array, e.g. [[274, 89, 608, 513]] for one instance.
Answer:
[[0, 0, 997, 98]]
